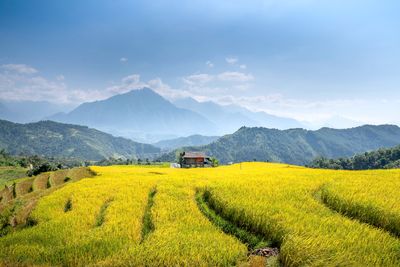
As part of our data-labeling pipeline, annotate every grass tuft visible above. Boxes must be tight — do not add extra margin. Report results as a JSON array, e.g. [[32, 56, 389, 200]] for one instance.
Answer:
[[94, 199, 113, 227], [11, 182, 16, 198], [64, 199, 72, 212], [25, 217, 38, 227]]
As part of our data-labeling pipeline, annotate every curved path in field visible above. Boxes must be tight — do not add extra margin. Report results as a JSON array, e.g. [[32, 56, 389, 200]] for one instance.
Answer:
[[195, 189, 281, 265], [314, 183, 400, 238]]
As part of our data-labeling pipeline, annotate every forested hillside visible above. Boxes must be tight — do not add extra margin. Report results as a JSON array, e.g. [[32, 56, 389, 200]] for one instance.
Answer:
[[160, 125, 400, 165], [308, 145, 400, 170], [0, 120, 160, 160]]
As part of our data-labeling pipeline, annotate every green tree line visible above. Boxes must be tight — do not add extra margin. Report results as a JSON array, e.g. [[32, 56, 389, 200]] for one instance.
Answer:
[[308, 145, 400, 170]]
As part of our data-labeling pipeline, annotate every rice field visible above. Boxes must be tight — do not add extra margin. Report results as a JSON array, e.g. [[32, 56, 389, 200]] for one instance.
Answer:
[[0, 163, 399, 266], [319, 169, 400, 237], [0, 168, 95, 238]]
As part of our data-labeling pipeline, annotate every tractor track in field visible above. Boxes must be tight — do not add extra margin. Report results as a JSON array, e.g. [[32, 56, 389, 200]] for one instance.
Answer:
[[140, 186, 157, 243], [313, 183, 400, 239], [195, 188, 281, 265]]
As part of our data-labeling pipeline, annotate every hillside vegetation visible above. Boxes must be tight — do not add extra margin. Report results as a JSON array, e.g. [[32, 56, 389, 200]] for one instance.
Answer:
[[0, 167, 27, 188], [0, 163, 399, 266], [309, 145, 400, 170], [161, 125, 400, 165], [0, 120, 160, 160]]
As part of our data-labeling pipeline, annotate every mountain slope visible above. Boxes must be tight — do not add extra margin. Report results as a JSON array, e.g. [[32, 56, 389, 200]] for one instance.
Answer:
[[0, 120, 160, 160], [49, 88, 217, 139], [173, 97, 303, 133], [161, 125, 400, 165], [153, 134, 219, 150]]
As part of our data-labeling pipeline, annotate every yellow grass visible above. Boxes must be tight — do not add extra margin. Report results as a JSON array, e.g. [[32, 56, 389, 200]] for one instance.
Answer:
[[319, 169, 400, 237], [0, 163, 399, 266]]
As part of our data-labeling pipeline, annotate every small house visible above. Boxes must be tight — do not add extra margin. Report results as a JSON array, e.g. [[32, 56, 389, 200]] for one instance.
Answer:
[[181, 151, 211, 168]]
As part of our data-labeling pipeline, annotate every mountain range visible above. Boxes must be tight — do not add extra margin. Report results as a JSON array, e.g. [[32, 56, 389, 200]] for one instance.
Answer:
[[1, 117, 400, 166], [47, 88, 306, 142], [173, 97, 304, 133], [0, 119, 160, 160], [159, 124, 400, 165], [48, 88, 217, 142], [1, 89, 370, 143]]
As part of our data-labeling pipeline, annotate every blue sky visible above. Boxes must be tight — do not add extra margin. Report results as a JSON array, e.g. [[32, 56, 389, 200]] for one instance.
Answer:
[[1, 0, 399, 125]]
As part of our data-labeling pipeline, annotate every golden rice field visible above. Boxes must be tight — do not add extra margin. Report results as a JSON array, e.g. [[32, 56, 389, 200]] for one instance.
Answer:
[[0, 163, 400, 266]]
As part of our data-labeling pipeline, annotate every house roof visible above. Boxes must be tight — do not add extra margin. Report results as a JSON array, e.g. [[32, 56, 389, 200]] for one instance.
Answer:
[[183, 151, 208, 158]]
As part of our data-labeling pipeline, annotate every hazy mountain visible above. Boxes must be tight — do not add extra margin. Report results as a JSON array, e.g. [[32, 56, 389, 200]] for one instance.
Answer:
[[49, 88, 217, 141], [173, 97, 303, 133], [159, 125, 400, 165], [153, 134, 219, 150], [0, 100, 73, 123], [0, 119, 160, 160]]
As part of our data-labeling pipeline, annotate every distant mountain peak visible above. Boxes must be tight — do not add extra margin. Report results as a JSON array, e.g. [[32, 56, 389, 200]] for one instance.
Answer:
[[125, 87, 157, 95], [47, 87, 217, 138]]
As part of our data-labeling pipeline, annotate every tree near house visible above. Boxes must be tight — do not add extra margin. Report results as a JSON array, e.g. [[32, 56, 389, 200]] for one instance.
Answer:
[[210, 157, 219, 167]]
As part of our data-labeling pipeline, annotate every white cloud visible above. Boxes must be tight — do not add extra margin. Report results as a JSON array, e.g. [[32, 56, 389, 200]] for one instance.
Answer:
[[0, 71, 68, 102], [225, 57, 238, 65], [225, 57, 249, 70], [179, 71, 255, 99], [2, 63, 395, 126], [1, 64, 38, 74], [217, 72, 254, 82], [106, 74, 147, 95], [120, 57, 128, 63], [206, 61, 214, 68], [205, 93, 394, 125], [183, 71, 254, 85], [0, 63, 112, 104], [183, 74, 214, 85], [148, 78, 190, 99]]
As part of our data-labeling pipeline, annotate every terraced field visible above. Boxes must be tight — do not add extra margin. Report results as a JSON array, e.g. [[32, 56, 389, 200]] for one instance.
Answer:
[[0, 163, 399, 266], [0, 168, 95, 237]]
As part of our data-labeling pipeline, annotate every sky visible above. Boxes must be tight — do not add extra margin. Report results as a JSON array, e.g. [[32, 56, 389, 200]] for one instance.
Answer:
[[1, 0, 400, 125]]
